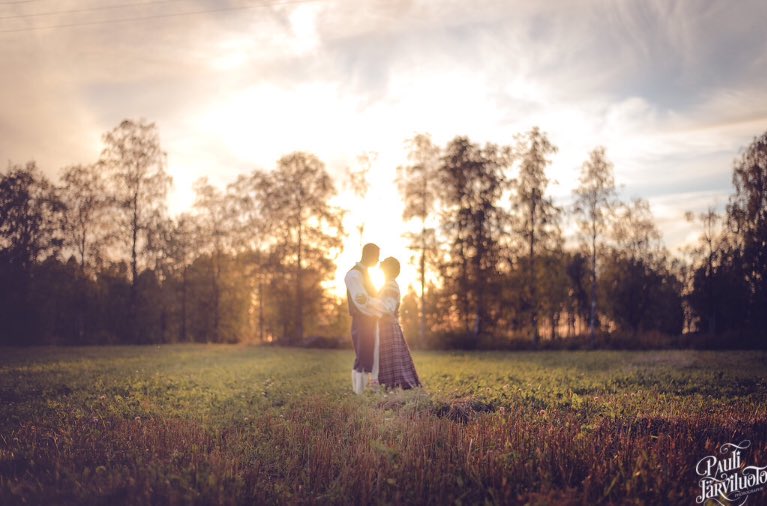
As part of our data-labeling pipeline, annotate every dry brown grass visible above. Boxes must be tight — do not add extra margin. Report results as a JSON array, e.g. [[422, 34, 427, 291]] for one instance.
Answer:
[[3, 400, 766, 505], [1, 346, 766, 505]]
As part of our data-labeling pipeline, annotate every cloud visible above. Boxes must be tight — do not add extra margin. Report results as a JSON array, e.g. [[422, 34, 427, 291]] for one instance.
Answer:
[[1, 0, 766, 262]]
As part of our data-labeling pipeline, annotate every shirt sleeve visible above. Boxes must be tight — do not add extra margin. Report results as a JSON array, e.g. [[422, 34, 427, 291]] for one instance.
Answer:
[[344, 269, 382, 317], [368, 296, 395, 316]]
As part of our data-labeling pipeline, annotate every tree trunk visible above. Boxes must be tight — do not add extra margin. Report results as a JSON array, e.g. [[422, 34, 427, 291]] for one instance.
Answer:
[[474, 219, 484, 339], [181, 264, 188, 342], [419, 224, 426, 345], [259, 275, 265, 342], [130, 191, 139, 343], [461, 238, 470, 336], [295, 220, 304, 342], [588, 226, 597, 344], [550, 311, 556, 340], [76, 270, 87, 343], [79, 231, 87, 271], [707, 247, 716, 335], [212, 252, 221, 342], [530, 200, 539, 346]]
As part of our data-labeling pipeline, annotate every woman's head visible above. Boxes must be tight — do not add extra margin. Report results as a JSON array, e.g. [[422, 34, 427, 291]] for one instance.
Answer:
[[380, 256, 400, 281]]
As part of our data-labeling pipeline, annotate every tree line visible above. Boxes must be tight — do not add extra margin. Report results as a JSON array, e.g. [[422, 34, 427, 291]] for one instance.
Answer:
[[397, 129, 766, 348], [1, 119, 765, 347], [1, 119, 344, 345]]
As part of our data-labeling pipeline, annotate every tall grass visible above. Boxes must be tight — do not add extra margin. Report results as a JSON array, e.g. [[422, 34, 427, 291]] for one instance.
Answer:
[[1, 346, 766, 504]]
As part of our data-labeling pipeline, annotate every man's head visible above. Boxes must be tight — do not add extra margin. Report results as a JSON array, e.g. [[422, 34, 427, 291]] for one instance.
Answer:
[[380, 257, 400, 281], [360, 243, 380, 268]]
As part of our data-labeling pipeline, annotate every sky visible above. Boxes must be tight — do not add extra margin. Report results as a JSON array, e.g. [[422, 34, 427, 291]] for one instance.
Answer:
[[1, 0, 766, 294]]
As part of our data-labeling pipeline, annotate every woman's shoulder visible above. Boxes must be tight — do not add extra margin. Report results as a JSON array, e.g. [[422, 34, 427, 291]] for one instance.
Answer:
[[383, 280, 400, 296]]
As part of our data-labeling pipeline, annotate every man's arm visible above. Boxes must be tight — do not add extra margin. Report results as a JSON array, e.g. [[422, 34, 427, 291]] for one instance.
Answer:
[[368, 296, 396, 316], [344, 270, 384, 317]]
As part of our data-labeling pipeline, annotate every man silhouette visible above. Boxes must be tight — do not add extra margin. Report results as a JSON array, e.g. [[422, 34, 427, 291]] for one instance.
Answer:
[[344, 243, 381, 394]]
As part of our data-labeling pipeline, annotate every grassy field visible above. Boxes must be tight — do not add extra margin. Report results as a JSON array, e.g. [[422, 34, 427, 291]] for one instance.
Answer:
[[1, 345, 766, 505]]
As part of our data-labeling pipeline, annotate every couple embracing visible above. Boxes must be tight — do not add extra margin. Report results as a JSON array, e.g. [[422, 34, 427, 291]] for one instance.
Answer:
[[345, 243, 421, 394]]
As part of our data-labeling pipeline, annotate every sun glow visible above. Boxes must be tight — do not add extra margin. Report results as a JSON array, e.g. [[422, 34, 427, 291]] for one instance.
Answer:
[[369, 266, 385, 293], [330, 153, 421, 300], [158, 2, 740, 306]]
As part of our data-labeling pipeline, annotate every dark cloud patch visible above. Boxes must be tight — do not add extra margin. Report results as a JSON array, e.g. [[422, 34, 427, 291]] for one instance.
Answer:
[[591, 0, 767, 109]]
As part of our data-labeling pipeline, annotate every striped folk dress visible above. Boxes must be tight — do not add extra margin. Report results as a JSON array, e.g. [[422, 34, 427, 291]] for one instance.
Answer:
[[377, 281, 421, 390]]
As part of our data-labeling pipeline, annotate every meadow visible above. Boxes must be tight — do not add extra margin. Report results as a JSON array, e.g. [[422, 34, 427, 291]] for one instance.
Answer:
[[1, 345, 766, 505]]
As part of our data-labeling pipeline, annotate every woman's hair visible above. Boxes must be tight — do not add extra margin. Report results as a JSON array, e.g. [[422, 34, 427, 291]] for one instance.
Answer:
[[380, 256, 400, 279]]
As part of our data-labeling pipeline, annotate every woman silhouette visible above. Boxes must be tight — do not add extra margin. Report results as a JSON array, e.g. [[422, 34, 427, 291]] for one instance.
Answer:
[[376, 257, 421, 390]]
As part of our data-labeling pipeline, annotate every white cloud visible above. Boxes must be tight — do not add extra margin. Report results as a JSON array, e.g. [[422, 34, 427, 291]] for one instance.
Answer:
[[1, 0, 766, 273]]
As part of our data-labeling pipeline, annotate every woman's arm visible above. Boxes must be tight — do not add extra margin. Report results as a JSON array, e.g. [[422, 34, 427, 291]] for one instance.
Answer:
[[375, 283, 399, 315], [367, 294, 396, 316]]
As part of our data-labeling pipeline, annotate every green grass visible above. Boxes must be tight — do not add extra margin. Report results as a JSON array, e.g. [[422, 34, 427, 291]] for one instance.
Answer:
[[1, 345, 766, 505]]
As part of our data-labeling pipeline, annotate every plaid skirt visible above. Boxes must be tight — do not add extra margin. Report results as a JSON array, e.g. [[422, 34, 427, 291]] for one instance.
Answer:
[[378, 316, 421, 390]]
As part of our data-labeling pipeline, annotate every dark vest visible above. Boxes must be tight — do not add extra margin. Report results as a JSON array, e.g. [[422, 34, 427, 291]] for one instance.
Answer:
[[347, 264, 376, 316]]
